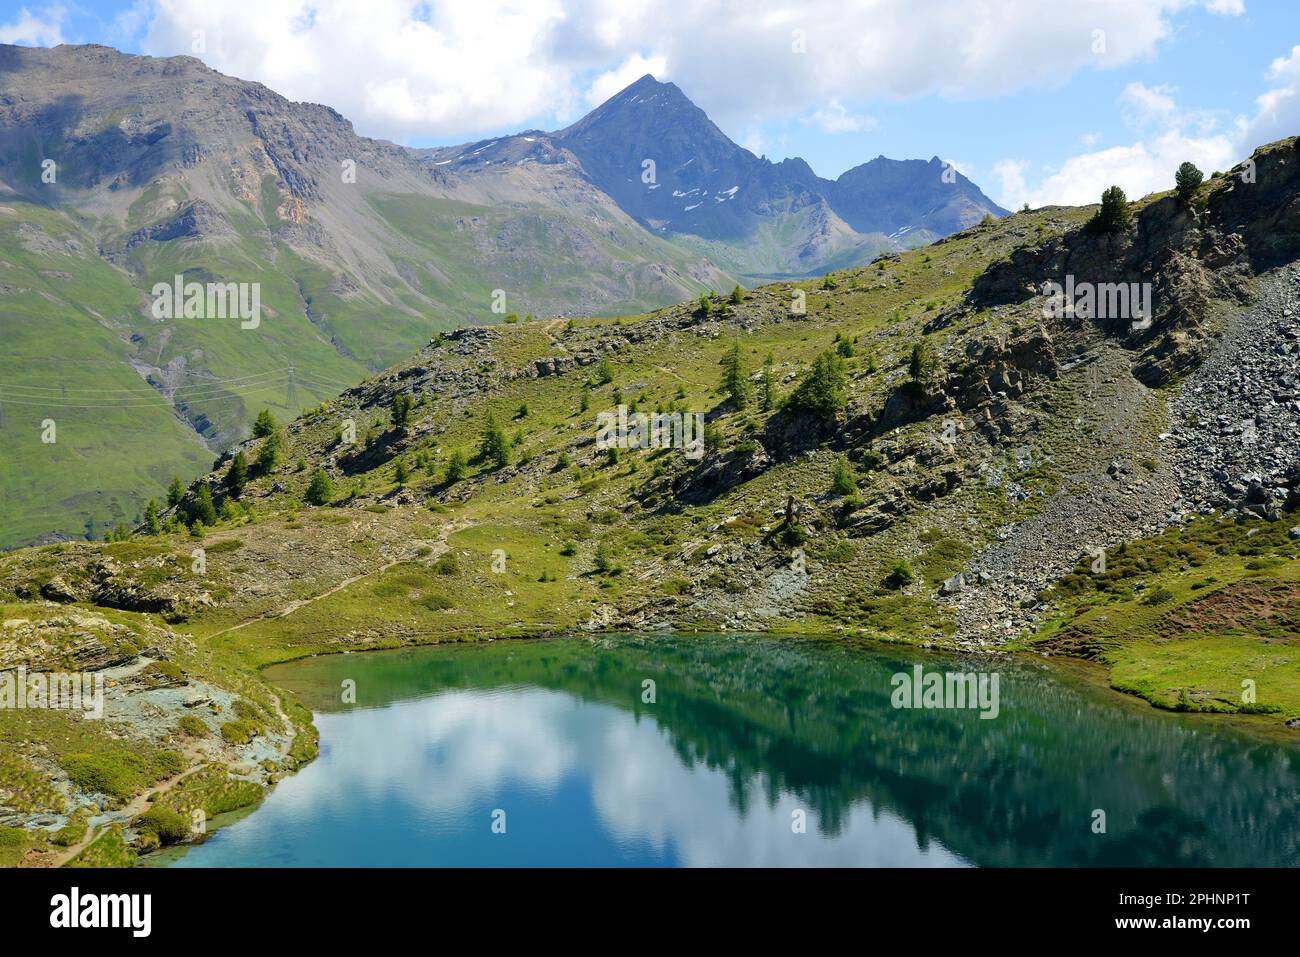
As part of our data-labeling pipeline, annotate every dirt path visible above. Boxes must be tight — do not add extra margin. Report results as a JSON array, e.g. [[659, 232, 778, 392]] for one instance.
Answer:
[[48, 758, 207, 867], [205, 517, 469, 641]]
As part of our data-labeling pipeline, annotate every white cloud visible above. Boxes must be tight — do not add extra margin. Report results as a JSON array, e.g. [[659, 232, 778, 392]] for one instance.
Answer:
[[807, 99, 876, 134], [1119, 82, 1179, 127], [992, 159, 1031, 208], [138, 0, 1244, 143], [1007, 131, 1236, 209], [1242, 44, 1300, 146], [145, 0, 573, 142], [0, 4, 66, 45], [942, 157, 975, 178], [584, 52, 668, 107], [993, 65, 1270, 210]]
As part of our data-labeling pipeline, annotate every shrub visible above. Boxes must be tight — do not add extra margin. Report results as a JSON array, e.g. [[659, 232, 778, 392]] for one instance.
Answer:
[[220, 720, 258, 745], [177, 714, 208, 738], [143, 498, 162, 535], [781, 522, 808, 546], [135, 806, 190, 845], [1091, 185, 1132, 233], [830, 456, 858, 496], [720, 342, 749, 408], [52, 814, 89, 847], [883, 559, 915, 590], [391, 393, 414, 432], [190, 483, 217, 528], [225, 452, 249, 497], [908, 340, 931, 385], [1141, 585, 1176, 606], [155, 751, 185, 776], [252, 409, 278, 438], [305, 468, 334, 506], [478, 413, 509, 469], [257, 429, 285, 474], [444, 450, 467, 484], [60, 750, 178, 802]]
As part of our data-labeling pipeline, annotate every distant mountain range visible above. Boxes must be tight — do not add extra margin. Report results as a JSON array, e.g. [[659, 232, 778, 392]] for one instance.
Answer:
[[0, 43, 1004, 548], [430, 73, 1007, 278]]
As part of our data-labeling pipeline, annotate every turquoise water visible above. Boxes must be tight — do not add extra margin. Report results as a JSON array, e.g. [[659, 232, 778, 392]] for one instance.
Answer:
[[168, 635, 1300, 867]]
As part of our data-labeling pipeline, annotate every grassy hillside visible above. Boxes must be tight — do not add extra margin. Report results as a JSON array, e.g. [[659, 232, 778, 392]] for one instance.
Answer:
[[0, 43, 741, 550], [3, 142, 1299, 864], [0, 199, 369, 548], [3, 159, 1295, 706]]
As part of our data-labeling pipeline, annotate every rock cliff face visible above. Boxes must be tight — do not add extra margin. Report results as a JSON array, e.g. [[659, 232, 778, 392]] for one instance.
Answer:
[[972, 140, 1300, 387]]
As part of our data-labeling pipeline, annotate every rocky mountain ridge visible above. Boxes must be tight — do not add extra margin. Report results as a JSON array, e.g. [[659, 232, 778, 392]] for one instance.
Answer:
[[439, 74, 1008, 276]]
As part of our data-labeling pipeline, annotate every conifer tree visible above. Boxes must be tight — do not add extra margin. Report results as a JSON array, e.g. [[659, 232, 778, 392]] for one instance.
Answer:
[[305, 468, 334, 506], [252, 409, 278, 438], [721, 342, 749, 409], [479, 412, 509, 469], [226, 451, 248, 497]]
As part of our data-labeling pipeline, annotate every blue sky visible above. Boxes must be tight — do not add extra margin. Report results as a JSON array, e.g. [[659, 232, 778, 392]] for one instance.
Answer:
[[1, 1, 1296, 208]]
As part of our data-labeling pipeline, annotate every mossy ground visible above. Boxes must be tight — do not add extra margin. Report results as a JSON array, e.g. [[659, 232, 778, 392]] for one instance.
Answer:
[[1029, 516, 1300, 719]]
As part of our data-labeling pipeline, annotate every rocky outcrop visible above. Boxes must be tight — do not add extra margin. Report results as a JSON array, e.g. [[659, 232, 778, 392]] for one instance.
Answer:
[[125, 199, 231, 247], [948, 324, 1059, 411], [970, 138, 1300, 387]]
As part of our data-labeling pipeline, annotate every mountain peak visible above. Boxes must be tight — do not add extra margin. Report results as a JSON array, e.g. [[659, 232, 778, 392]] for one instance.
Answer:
[[625, 73, 667, 91]]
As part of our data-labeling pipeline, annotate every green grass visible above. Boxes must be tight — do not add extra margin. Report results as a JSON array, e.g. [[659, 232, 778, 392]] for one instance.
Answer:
[[60, 749, 185, 805], [1030, 516, 1300, 718], [0, 825, 42, 867], [68, 825, 136, 868]]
